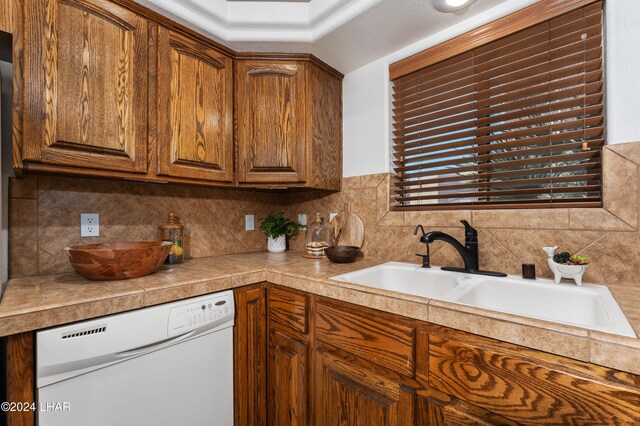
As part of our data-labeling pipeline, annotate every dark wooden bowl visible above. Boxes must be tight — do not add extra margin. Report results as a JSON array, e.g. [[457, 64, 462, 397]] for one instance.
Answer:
[[66, 241, 172, 280], [325, 245, 361, 263]]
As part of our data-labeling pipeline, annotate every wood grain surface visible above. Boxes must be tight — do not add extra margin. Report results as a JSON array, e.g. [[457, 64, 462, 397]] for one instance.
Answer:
[[313, 346, 415, 426], [268, 328, 309, 426], [156, 28, 233, 182], [268, 286, 308, 336], [306, 62, 342, 191], [315, 299, 416, 377], [6, 332, 35, 426], [428, 331, 640, 425], [22, 0, 148, 172], [233, 285, 268, 426], [0, 0, 12, 33], [235, 60, 307, 184]]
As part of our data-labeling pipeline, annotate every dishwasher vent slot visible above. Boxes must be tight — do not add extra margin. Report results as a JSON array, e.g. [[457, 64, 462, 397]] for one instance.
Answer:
[[62, 325, 107, 340]]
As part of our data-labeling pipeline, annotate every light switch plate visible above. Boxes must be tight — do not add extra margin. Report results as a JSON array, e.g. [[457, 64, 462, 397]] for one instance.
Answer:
[[245, 214, 255, 231], [81, 213, 100, 237], [297, 214, 307, 226]]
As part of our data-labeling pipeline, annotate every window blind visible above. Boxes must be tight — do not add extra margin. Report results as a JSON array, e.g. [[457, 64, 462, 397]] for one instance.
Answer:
[[391, 1, 604, 210]]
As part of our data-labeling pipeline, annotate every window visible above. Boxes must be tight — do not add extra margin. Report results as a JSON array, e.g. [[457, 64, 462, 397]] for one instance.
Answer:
[[390, 0, 603, 210]]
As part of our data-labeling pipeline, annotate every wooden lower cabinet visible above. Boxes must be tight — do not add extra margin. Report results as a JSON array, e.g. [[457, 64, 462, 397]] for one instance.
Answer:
[[233, 285, 268, 426], [233, 284, 640, 426], [268, 329, 308, 426], [313, 345, 416, 425]]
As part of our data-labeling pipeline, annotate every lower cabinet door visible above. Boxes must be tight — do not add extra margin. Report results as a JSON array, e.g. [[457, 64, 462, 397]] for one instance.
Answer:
[[268, 329, 308, 426], [313, 347, 415, 426], [421, 394, 518, 426], [233, 286, 267, 426]]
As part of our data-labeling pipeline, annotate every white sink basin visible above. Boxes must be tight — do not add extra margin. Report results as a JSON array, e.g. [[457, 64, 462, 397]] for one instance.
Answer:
[[331, 262, 636, 338], [330, 262, 461, 299]]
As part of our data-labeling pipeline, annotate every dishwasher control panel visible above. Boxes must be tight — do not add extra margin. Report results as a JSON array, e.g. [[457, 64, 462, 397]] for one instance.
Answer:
[[167, 293, 232, 336]]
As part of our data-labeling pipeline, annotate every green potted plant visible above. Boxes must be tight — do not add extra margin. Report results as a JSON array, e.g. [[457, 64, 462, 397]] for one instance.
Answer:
[[259, 212, 306, 253]]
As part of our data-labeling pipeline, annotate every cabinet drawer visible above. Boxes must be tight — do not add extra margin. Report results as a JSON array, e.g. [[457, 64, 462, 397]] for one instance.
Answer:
[[315, 300, 415, 377], [428, 334, 640, 425], [268, 288, 308, 335]]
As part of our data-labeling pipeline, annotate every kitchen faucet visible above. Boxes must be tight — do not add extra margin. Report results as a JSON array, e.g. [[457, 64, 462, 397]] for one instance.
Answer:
[[415, 220, 507, 277]]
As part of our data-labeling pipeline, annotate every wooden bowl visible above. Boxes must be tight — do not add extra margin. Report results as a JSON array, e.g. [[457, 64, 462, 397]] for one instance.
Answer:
[[66, 241, 172, 281], [325, 245, 361, 263]]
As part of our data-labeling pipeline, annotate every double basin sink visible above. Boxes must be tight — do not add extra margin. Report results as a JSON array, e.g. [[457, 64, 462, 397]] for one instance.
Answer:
[[331, 262, 635, 338]]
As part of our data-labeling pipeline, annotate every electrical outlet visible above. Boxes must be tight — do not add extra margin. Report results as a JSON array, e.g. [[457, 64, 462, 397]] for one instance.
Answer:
[[81, 213, 100, 237], [245, 214, 255, 231], [329, 212, 338, 221], [297, 214, 307, 226]]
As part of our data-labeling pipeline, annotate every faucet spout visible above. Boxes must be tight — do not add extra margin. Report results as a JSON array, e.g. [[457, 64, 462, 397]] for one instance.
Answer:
[[424, 230, 478, 271]]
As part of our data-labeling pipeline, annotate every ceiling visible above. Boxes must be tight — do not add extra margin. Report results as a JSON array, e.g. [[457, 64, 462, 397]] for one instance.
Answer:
[[136, 0, 522, 73]]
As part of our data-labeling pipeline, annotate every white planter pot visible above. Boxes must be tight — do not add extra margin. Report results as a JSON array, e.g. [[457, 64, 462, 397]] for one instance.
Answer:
[[267, 235, 287, 253]]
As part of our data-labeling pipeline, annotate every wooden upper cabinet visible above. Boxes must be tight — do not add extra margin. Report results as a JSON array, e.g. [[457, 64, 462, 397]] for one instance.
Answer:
[[235, 58, 342, 190], [22, 0, 148, 173], [155, 28, 233, 182], [235, 60, 306, 184]]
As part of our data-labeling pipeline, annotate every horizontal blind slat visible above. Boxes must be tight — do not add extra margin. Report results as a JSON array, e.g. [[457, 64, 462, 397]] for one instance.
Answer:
[[392, 1, 603, 210]]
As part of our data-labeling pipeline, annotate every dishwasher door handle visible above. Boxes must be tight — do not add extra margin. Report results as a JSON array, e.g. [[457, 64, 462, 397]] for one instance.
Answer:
[[115, 330, 196, 358]]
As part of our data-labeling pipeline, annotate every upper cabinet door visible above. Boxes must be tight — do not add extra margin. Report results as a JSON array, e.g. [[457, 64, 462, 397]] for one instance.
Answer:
[[22, 0, 148, 173], [156, 29, 233, 182], [235, 60, 306, 184]]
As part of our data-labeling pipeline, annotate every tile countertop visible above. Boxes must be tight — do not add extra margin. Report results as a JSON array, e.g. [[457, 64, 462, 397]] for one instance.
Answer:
[[1, 251, 639, 375]]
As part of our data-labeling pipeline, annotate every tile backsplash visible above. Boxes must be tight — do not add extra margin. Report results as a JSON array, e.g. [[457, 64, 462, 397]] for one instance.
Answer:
[[9, 141, 640, 288], [9, 175, 279, 277], [282, 142, 640, 288]]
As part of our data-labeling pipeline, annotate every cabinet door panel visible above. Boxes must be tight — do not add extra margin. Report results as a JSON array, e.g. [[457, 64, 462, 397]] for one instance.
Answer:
[[236, 60, 306, 183], [429, 334, 640, 425], [23, 0, 147, 172], [268, 329, 308, 426], [156, 29, 233, 181], [314, 347, 415, 426], [234, 286, 267, 426]]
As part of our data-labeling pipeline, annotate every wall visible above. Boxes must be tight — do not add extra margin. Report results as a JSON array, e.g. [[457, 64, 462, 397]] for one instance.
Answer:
[[284, 142, 640, 287], [8, 176, 280, 277], [342, 0, 640, 176]]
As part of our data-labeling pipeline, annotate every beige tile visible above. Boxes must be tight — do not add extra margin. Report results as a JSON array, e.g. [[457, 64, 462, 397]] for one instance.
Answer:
[[378, 212, 404, 226], [376, 175, 391, 222], [602, 149, 638, 228], [360, 173, 388, 188], [0, 294, 145, 336], [589, 331, 640, 375], [608, 284, 640, 335], [607, 141, 640, 165], [569, 208, 635, 231], [342, 176, 362, 190], [428, 301, 590, 361], [143, 277, 234, 306], [336, 286, 429, 322], [8, 176, 38, 199], [472, 209, 569, 229], [8, 198, 39, 277], [486, 229, 604, 275], [579, 233, 640, 286], [405, 210, 472, 228], [266, 271, 339, 298]]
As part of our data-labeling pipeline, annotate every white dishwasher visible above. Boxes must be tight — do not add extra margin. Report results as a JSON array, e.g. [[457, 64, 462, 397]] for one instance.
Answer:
[[36, 290, 235, 426]]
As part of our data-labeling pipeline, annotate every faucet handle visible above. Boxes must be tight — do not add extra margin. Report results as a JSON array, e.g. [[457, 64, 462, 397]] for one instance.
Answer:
[[415, 253, 431, 268], [460, 220, 477, 239], [413, 225, 426, 236]]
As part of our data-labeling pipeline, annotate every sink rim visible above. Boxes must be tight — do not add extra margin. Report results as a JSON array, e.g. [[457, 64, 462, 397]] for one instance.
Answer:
[[330, 261, 637, 338]]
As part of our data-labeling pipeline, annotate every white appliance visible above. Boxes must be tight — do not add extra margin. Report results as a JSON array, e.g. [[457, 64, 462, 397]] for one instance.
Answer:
[[36, 290, 235, 426], [0, 58, 12, 301]]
